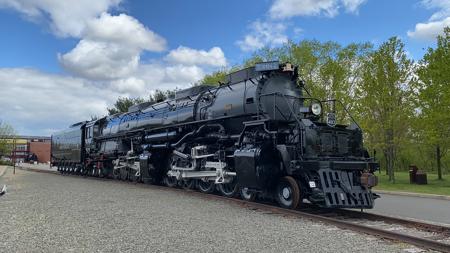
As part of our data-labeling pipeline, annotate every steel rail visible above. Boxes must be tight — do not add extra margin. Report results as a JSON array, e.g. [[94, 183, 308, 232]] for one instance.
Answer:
[[332, 209, 450, 236], [17, 166, 450, 252]]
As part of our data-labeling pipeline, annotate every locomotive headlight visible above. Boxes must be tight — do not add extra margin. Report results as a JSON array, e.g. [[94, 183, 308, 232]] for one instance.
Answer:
[[310, 102, 322, 116]]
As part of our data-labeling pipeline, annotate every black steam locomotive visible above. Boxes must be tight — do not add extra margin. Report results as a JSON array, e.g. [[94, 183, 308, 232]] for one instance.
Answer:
[[51, 61, 379, 209]]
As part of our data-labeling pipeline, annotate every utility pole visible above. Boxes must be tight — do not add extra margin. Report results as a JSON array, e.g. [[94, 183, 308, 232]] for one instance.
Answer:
[[13, 136, 16, 174]]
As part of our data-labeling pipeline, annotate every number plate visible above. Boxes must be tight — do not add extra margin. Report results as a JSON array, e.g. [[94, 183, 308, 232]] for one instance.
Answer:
[[327, 113, 336, 127], [255, 61, 279, 72]]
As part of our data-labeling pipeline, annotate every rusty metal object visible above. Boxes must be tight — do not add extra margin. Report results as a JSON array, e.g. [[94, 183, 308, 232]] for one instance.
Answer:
[[360, 172, 378, 188]]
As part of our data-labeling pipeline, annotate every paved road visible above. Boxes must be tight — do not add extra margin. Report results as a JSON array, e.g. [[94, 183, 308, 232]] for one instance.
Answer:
[[0, 168, 409, 253], [369, 193, 450, 226]]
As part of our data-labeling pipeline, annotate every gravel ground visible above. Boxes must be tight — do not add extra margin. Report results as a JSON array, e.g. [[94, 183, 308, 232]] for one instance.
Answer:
[[0, 168, 414, 253]]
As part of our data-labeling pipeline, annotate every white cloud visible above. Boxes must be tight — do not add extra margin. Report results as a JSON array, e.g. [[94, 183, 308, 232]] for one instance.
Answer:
[[423, 0, 450, 21], [164, 65, 205, 84], [269, 0, 366, 19], [58, 39, 140, 80], [136, 63, 204, 90], [84, 12, 166, 52], [0, 2, 168, 80], [408, 17, 450, 40], [236, 21, 288, 52], [59, 13, 167, 80], [0, 68, 116, 135], [109, 77, 146, 95], [0, 0, 121, 37], [407, 0, 450, 40], [341, 0, 366, 14], [0, 1, 228, 135], [237, 0, 366, 52], [165, 46, 227, 67], [0, 64, 206, 135]]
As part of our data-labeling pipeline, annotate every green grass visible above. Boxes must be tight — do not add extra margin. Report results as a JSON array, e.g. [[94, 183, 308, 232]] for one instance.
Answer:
[[0, 160, 13, 166], [374, 171, 450, 196]]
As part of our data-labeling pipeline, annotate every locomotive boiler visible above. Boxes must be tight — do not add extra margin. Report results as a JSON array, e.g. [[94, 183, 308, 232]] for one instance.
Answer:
[[51, 61, 379, 209]]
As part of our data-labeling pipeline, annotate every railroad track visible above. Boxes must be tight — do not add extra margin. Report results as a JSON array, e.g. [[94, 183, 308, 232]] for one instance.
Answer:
[[15, 166, 450, 252], [188, 190, 450, 252]]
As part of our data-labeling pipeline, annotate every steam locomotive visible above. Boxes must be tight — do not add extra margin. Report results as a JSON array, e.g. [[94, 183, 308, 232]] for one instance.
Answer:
[[51, 61, 379, 209]]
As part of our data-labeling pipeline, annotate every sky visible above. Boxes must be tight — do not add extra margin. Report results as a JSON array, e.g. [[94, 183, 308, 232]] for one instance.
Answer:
[[0, 0, 449, 136]]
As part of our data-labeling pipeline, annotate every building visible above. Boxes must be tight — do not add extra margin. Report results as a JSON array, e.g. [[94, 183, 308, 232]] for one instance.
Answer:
[[0, 136, 51, 163], [29, 141, 51, 163]]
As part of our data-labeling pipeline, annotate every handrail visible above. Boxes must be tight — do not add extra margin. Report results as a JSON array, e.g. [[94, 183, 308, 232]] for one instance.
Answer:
[[258, 92, 314, 127], [320, 99, 361, 129]]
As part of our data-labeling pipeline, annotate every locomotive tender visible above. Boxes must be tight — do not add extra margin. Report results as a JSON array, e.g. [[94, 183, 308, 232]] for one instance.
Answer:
[[52, 61, 379, 209]]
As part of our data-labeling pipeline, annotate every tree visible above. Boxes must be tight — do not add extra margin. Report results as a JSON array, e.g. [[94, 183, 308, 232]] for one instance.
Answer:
[[199, 70, 228, 85], [198, 66, 240, 86], [149, 89, 175, 103], [247, 40, 372, 125], [107, 97, 145, 115], [356, 37, 414, 182], [0, 121, 16, 158], [415, 27, 450, 180], [107, 90, 176, 116]]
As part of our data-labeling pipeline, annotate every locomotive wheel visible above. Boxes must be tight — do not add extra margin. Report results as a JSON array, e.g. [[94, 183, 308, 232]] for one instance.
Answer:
[[113, 169, 120, 180], [197, 180, 215, 193], [98, 169, 105, 178], [181, 179, 196, 190], [275, 176, 301, 209], [218, 178, 239, 197], [120, 168, 128, 181], [82, 167, 88, 176], [239, 187, 256, 201], [132, 173, 140, 183], [164, 176, 178, 188], [129, 171, 139, 182]]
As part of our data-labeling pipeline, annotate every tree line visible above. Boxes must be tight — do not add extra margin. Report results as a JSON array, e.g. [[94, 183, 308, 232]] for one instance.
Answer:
[[108, 27, 450, 182]]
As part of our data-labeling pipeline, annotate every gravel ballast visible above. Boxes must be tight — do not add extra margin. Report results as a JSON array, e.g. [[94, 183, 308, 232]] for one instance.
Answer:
[[0, 168, 411, 252]]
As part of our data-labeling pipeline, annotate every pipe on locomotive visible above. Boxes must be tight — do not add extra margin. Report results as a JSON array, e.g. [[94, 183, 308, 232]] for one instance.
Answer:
[[144, 124, 225, 148]]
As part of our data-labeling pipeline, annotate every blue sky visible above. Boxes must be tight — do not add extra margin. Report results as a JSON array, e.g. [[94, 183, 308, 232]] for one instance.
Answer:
[[0, 0, 449, 135]]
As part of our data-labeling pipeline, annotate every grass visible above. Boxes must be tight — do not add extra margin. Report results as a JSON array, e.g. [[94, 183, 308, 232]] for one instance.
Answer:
[[0, 160, 13, 166], [374, 171, 450, 196]]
